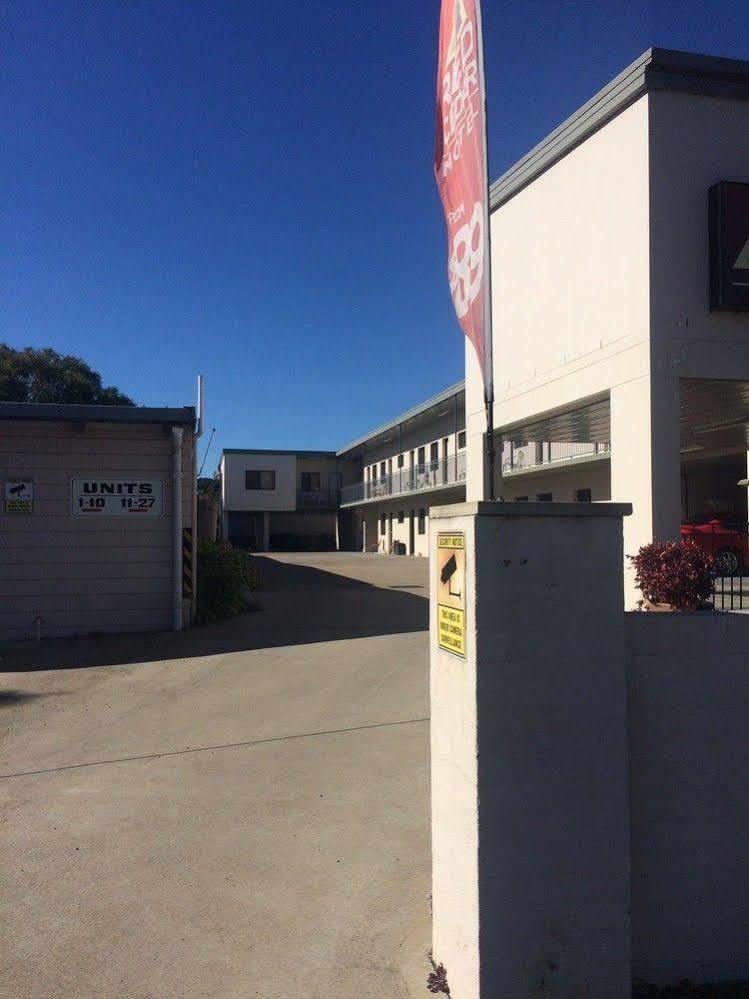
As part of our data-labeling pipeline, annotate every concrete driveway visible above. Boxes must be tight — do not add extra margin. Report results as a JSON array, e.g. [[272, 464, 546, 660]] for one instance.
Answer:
[[0, 553, 431, 999]]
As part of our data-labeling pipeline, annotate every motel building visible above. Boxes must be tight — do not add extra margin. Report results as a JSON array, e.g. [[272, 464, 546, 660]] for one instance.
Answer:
[[224, 47, 749, 610], [336, 382, 611, 555], [219, 448, 357, 552], [458, 47, 749, 604]]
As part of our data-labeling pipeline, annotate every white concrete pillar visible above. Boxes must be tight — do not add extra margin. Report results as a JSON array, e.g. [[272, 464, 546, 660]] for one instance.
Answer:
[[610, 375, 681, 606], [430, 501, 633, 998]]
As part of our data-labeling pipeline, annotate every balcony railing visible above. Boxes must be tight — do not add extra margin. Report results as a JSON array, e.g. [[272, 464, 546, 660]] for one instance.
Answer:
[[502, 441, 610, 473], [297, 489, 339, 508], [340, 453, 467, 506]]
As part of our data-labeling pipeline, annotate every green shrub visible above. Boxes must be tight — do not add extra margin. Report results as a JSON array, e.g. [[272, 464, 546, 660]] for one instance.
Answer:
[[196, 538, 255, 623]]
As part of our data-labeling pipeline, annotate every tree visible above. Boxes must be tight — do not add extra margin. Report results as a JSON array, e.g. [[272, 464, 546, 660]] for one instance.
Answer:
[[0, 345, 134, 406]]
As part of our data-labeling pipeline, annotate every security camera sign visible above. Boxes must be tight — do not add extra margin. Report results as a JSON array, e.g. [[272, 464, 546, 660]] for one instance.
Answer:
[[5, 480, 33, 514], [436, 532, 466, 658], [71, 479, 164, 517]]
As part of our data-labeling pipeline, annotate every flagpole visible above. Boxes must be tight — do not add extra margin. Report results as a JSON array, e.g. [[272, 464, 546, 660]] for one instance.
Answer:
[[475, 0, 496, 502]]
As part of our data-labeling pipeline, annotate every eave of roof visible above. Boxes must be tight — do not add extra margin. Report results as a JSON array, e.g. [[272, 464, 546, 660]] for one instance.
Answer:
[[336, 380, 465, 457], [490, 47, 749, 211], [0, 402, 196, 425], [221, 448, 338, 459]]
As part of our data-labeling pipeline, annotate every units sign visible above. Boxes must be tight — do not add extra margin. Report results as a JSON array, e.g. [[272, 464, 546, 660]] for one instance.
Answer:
[[436, 532, 466, 658], [709, 181, 749, 311], [71, 479, 164, 517], [5, 480, 33, 514]]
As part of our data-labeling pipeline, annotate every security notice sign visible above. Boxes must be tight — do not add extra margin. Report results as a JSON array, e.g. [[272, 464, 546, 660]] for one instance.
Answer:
[[71, 479, 164, 517], [436, 532, 466, 658], [5, 480, 33, 514]]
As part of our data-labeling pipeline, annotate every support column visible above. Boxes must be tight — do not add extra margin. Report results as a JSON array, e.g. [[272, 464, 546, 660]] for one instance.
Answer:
[[610, 375, 681, 607], [430, 501, 633, 998], [261, 512, 270, 552]]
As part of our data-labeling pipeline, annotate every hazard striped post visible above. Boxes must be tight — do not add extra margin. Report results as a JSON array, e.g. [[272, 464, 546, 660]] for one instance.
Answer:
[[182, 527, 193, 599]]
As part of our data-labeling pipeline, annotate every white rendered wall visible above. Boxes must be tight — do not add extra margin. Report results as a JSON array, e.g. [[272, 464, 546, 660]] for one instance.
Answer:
[[467, 97, 651, 501], [627, 612, 749, 986], [221, 453, 296, 512], [503, 456, 610, 502], [430, 503, 632, 998], [649, 91, 749, 380]]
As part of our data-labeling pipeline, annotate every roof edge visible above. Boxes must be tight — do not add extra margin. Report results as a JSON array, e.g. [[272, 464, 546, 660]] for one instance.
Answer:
[[0, 402, 196, 426], [221, 448, 338, 458], [490, 47, 749, 212], [336, 380, 465, 457]]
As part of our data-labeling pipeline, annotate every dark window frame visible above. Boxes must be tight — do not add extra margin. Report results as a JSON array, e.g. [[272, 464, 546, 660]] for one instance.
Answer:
[[300, 471, 321, 492], [245, 469, 276, 490]]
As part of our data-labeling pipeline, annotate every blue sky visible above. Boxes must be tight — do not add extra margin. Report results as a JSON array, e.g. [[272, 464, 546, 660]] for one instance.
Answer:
[[3, 1, 749, 467]]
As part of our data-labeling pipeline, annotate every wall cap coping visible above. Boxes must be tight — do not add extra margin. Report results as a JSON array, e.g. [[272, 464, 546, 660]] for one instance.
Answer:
[[430, 500, 633, 519]]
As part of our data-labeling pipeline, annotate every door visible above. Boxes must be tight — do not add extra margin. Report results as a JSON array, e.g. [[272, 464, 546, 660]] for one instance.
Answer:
[[387, 512, 393, 552], [409, 510, 415, 555]]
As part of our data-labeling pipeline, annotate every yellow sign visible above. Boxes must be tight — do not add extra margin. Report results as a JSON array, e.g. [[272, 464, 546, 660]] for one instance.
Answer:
[[5, 480, 33, 515], [436, 532, 466, 657]]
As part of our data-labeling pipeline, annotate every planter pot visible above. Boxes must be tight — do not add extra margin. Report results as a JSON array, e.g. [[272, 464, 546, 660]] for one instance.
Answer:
[[641, 599, 677, 613], [640, 599, 714, 613]]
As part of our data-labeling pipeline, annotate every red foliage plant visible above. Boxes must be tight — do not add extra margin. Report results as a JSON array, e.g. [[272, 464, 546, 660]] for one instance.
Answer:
[[628, 539, 715, 611]]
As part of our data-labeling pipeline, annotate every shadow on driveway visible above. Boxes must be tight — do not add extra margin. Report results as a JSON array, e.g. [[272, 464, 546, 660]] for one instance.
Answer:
[[0, 556, 428, 673]]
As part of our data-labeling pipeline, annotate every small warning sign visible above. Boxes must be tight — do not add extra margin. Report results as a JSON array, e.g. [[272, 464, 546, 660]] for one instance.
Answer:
[[436, 532, 466, 658], [5, 480, 33, 514]]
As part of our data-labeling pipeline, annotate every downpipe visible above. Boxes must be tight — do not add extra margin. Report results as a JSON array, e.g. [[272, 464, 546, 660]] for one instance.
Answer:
[[172, 425, 184, 632], [191, 376, 204, 625]]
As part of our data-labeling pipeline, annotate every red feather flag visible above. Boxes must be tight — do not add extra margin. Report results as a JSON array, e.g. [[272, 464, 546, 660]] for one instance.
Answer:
[[434, 0, 493, 400]]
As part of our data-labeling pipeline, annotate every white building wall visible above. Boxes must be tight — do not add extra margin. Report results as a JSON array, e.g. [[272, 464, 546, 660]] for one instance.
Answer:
[[503, 458, 610, 504], [649, 90, 749, 378], [221, 452, 296, 512], [627, 613, 749, 985], [467, 94, 651, 501]]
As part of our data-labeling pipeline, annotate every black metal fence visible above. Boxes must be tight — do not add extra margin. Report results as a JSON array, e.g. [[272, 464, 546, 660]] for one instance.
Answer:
[[712, 573, 746, 611]]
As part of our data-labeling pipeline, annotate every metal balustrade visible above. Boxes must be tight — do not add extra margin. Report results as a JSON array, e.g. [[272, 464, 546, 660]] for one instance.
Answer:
[[296, 489, 339, 507], [340, 453, 466, 506], [503, 441, 610, 473]]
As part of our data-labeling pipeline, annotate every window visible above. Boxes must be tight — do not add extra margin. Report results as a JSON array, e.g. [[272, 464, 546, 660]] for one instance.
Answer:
[[397, 454, 404, 468], [246, 470, 275, 490], [418, 508, 426, 535], [457, 430, 466, 449], [300, 472, 320, 492], [576, 488, 592, 503], [380, 514, 386, 535], [380, 461, 386, 478], [398, 510, 404, 523], [430, 442, 439, 462], [417, 446, 425, 468], [537, 492, 553, 502], [514, 496, 529, 502]]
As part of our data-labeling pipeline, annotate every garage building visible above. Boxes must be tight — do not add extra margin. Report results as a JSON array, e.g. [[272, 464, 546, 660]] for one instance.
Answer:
[[0, 402, 196, 642]]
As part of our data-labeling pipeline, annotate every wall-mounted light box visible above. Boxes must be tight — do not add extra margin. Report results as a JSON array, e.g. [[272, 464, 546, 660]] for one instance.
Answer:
[[709, 181, 749, 311]]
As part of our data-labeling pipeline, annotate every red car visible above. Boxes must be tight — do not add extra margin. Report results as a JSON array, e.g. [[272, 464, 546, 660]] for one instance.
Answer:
[[680, 516, 748, 575]]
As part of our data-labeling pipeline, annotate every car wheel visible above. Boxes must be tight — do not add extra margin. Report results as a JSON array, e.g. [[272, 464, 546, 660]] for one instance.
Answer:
[[715, 547, 742, 576]]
